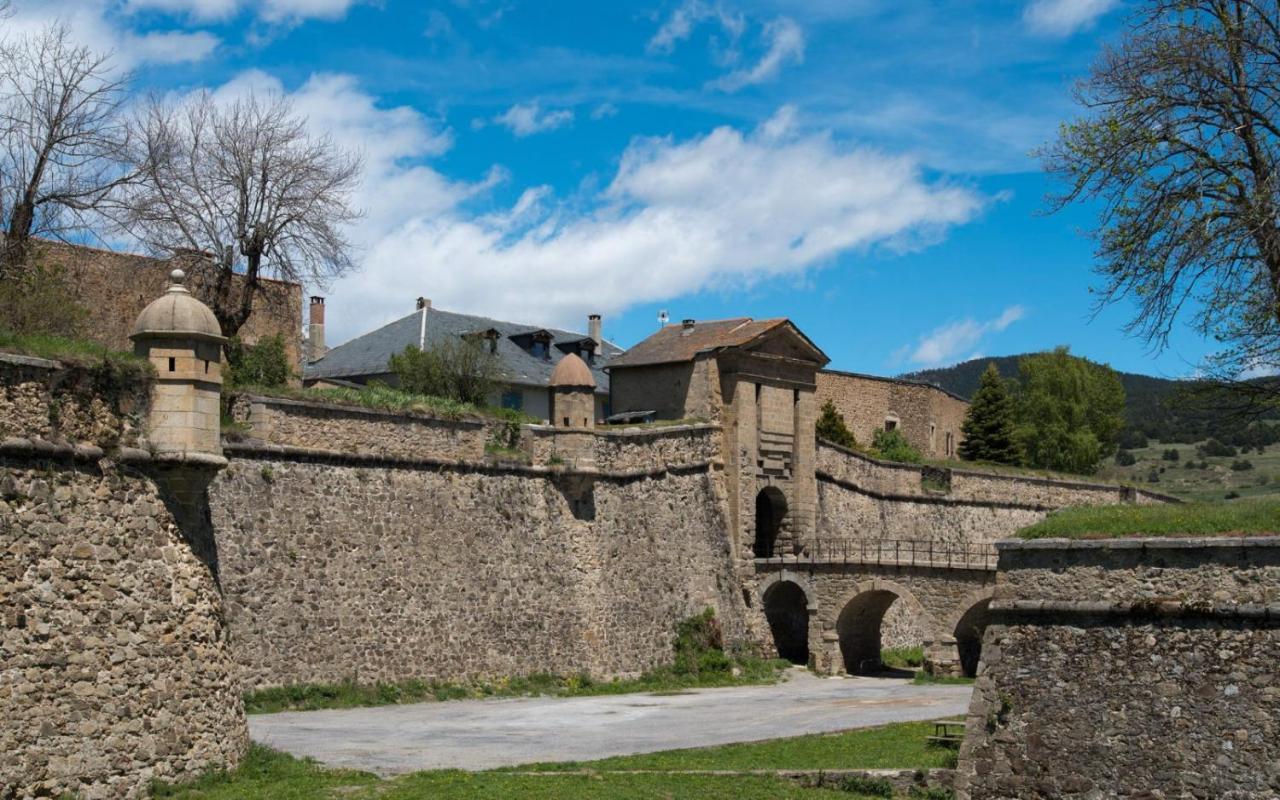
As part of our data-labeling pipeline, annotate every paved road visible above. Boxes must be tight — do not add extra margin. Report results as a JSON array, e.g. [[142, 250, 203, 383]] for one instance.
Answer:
[[249, 670, 972, 774]]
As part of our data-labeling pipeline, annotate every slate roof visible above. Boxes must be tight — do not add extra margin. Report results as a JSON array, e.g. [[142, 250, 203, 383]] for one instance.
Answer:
[[606, 317, 825, 369], [304, 307, 621, 394]]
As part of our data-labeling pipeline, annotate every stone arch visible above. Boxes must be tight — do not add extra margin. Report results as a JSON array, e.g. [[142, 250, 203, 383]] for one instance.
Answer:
[[949, 588, 995, 678], [753, 486, 788, 558], [835, 579, 934, 675], [762, 580, 810, 665]]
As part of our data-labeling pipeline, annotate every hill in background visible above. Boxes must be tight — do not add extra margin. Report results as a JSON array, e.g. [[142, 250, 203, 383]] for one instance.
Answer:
[[901, 354, 1276, 447]]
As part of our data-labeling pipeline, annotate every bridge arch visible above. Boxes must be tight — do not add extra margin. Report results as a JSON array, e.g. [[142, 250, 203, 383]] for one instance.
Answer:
[[948, 588, 995, 678], [835, 579, 935, 675]]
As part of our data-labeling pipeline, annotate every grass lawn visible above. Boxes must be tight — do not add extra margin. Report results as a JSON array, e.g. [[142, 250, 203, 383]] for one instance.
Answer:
[[0, 329, 152, 378], [151, 737, 940, 799], [517, 720, 957, 773], [1017, 496, 1280, 539], [244, 660, 789, 714]]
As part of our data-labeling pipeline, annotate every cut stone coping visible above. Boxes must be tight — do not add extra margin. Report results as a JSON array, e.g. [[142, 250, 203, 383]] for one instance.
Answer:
[[997, 535, 1280, 550], [222, 440, 717, 480], [0, 437, 227, 468], [0, 351, 61, 370], [816, 469, 1062, 513], [525, 422, 721, 438], [991, 599, 1280, 620], [238, 393, 487, 428]]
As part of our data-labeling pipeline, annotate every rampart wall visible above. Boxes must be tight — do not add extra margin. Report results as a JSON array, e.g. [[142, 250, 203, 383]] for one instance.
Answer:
[[0, 356, 246, 799], [815, 442, 1173, 548], [956, 537, 1280, 799], [817, 370, 967, 458], [212, 399, 747, 691]]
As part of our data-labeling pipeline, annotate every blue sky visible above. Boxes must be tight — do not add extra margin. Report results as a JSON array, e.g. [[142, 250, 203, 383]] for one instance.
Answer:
[[13, 0, 1216, 377]]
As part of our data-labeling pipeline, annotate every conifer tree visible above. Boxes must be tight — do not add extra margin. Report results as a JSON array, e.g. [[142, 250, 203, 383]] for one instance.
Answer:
[[958, 363, 1020, 464], [816, 400, 858, 450]]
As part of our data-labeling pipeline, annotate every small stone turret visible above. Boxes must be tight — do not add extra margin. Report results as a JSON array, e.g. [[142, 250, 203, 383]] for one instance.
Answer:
[[549, 353, 596, 429], [130, 269, 227, 457]]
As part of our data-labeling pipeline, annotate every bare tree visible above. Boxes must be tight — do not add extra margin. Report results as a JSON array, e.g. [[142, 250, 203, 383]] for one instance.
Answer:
[[1042, 0, 1280, 398], [118, 91, 363, 337], [0, 22, 132, 274]]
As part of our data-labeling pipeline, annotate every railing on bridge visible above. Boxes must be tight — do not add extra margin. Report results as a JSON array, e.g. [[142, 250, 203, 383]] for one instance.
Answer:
[[755, 538, 998, 571]]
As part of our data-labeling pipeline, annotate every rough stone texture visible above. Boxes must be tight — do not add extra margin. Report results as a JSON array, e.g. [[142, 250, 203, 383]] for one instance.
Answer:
[[0, 354, 148, 450], [955, 539, 1280, 800], [229, 393, 489, 462], [209, 453, 750, 690], [523, 423, 721, 472], [0, 456, 247, 799], [608, 357, 723, 422], [36, 239, 303, 370], [816, 370, 968, 459]]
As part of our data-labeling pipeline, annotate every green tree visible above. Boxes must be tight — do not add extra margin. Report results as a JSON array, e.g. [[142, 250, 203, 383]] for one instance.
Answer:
[[389, 338, 501, 405], [1013, 347, 1126, 474], [225, 334, 293, 388], [871, 428, 922, 464], [957, 363, 1020, 465], [816, 399, 858, 450]]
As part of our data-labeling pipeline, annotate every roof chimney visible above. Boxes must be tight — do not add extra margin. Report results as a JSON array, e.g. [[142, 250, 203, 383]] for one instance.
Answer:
[[588, 314, 602, 350], [307, 296, 326, 362], [681, 319, 696, 335], [416, 297, 431, 311]]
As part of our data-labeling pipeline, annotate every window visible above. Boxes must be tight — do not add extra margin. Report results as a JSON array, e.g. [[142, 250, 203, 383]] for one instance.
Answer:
[[168, 357, 175, 372], [929, 423, 936, 451], [531, 341, 546, 359], [501, 390, 523, 411], [884, 419, 897, 431]]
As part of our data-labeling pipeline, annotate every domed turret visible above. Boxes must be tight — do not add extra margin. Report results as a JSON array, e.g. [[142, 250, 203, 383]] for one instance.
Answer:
[[130, 270, 227, 457], [549, 352, 596, 429]]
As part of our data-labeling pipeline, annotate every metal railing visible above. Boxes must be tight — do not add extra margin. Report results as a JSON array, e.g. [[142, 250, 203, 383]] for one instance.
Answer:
[[755, 538, 998, 570]]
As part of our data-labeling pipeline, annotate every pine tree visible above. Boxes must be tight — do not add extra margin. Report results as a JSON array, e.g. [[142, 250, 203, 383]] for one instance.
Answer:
[[958, 363, 1020, 464], [816, 400, 858, 450]]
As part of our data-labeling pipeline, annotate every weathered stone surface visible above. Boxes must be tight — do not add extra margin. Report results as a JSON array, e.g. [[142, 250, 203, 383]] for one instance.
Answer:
[[0, 457, 247, 799], [955, 539, 1280, 800]]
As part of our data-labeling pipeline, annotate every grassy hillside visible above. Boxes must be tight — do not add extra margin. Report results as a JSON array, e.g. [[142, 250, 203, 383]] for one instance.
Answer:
[[1097, 440, 1280, 502]]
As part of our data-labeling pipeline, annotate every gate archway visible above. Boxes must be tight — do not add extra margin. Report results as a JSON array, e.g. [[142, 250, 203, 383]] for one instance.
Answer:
[[953, 597, 992, 678], [754, 487, 787, 558], [836, 582, 929, 675], [763, 580, 809, 664]]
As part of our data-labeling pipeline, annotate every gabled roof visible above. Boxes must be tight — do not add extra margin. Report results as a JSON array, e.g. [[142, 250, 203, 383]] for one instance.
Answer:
[[304, 307, 622, 393], [606, 317, 828, 369]]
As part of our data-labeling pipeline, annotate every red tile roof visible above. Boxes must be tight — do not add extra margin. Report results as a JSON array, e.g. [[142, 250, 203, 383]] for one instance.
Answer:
[[607, 317, 823, 368]]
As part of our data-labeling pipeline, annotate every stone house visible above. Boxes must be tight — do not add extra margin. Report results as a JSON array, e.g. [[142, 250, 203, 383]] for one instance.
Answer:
[[302, 298, 620, 422], [816, 370, 968, 459]]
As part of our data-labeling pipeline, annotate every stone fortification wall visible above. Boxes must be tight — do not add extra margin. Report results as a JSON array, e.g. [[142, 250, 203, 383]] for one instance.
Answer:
[[211, 452, 746, 690], [0, 357, 246, 799], [817, 370, 967, 459], [523, 422, 721, 472], [815, 442, 1172, 548], [956, 537, 1280, 799], [228, 393, 489, 462]]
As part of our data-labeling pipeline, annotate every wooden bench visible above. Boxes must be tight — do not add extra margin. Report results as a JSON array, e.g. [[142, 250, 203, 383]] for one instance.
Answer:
[[926, 719, 966, 748]]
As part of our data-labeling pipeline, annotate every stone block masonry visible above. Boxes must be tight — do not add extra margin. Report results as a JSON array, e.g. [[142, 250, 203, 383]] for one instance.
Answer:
[[955, 537, 1280, 799]]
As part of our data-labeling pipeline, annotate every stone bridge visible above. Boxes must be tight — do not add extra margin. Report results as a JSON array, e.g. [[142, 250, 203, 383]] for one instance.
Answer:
[[751, 542, 997, 677]]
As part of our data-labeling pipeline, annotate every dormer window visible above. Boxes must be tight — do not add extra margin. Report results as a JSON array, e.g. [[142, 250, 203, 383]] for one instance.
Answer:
[[532, 341, 547, 359], [463, 328, 500, 354], [510, 329, 555, 360]]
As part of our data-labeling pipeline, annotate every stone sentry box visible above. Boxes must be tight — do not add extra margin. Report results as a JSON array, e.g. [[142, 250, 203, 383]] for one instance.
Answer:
[[955, 536, 1280, 799]]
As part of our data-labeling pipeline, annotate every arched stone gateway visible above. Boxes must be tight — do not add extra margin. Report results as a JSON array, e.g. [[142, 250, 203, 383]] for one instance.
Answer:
[[835, 581, 930, 675], [953, 597, 993, 678], [763, 580, 809, 664], [753, 486, 788, 557]]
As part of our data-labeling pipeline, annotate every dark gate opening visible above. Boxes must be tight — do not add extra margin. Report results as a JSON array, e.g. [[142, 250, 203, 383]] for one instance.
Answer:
[[764, 581, 809, 665], [954, 598, 992, 678], [753, 487, 787, 558], [836, 589, 901, 675]]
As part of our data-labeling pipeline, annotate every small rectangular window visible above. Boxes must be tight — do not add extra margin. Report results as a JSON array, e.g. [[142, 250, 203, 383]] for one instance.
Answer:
[[168, 357, 176, 372], [563, 417, 570, 426]]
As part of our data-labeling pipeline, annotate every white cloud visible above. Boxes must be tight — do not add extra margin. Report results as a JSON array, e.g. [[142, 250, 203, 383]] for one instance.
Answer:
[[6, 0, 221, 66], [648, 0, 745, 54], [123, 0, 241, 21], [127, 30, 221, 63], [1023, 0, 1118, 37], [710, 16, 804, 92], [590, 102, 619, 120], [900, 306, 1026, 367], [124, 0, 361, 23], [492, 102, 575, 137]]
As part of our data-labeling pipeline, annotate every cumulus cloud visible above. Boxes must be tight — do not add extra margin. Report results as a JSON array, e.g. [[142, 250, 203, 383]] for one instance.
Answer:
[[1023, 0, 1118, 36], [898, 306, 1026, 367], [709, 16, 804, 92], [492, 102, 575, 137], [6, 0, 221, 65]]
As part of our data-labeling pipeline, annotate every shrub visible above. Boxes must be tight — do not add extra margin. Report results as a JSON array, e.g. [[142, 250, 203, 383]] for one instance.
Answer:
[[1231, 459, 1254, 471], [0, 263, 87, 337], [816, 399, 858, 449], [1117, 428, 1148, 449], [838, 775, 894, 797], [226, 335, 293, 388], [389, 339, 500, 405], [1162, 448, 1180, 461], [1198, 438, 1237, 458], [1147, 468, 1160, 483], [673, 608, 727, 676], [1114, 449, 1136, 466], [871, 428, 922, 463]]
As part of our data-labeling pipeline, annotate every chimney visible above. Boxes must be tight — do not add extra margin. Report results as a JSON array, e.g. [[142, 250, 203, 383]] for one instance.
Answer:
[[588, 314, 602, 350], [416, 297, 431, 310], [307, 296, 326, 362], [681, 319, 696, 335]]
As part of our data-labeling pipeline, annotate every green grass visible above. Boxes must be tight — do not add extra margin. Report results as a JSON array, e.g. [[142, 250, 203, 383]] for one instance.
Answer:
[[1017, 496, 1280, 539], [880, 646, 923, 670], [1097, 439, 1280, 501], [153, 721, 956, 799], [235, 382, 541, 425], [519, 720, 957, 773], [245, 659, 789, 714], [911, 672, 975, 687], [0, 329, 152, 379]]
